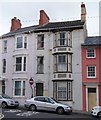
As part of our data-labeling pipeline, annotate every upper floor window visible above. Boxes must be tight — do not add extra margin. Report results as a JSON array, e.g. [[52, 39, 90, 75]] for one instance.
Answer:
[[86, 48, 96, 58], [14, 80, 25, 97], [16, 36, 27, 49], [59, 32, 66, 46], [87, 66, 96, 78], [54, 31, 72, 47], [37, 34, 44, 49], [14, 56, 27, 72], [54, 54, 72, 72], [3, 40, 7, 53], [2, 59, 6, 73], [37, 56, 44, 73]]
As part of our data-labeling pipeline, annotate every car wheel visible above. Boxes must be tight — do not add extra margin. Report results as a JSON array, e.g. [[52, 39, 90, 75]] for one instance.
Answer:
[[1, 102, 7, 108], [29, 105, 36, 111], [56, 107, 64, 114], [97, 112, 101, 118]]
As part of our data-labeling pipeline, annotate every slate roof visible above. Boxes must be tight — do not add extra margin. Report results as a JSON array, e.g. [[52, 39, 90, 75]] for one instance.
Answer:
[[34, 20, 85, 32], [1, 20, 85, 38], [1, 25, 38, 38], [82, 36, 101, 46]]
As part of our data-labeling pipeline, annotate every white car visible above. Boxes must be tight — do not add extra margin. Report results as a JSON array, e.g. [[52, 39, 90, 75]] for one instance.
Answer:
[[91, 106, 101, 118], [25, 96, 72, 114], [0, 94, 19, 108]]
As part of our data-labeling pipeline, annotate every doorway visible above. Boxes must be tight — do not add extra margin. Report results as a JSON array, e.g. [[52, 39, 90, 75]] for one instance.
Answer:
[[36, 83, 43, 96], [88, 88, 97, 111]]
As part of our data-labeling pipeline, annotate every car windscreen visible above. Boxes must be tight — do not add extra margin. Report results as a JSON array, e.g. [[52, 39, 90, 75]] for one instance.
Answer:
[[2, 94, 12, 99], [51, 98, 59, 103]]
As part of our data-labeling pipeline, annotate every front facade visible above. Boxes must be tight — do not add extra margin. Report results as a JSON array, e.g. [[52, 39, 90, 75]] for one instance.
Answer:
[[0, 3, 87, 110], [82, 36, 101, 111]]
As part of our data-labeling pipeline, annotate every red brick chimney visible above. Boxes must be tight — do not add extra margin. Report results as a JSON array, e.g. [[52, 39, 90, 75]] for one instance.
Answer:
[[10, 17, 22, 31], [39, 10, 50, 26], [81, 2, 86, 22]]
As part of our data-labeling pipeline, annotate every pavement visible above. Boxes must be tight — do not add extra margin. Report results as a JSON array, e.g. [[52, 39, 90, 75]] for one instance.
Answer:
[[73, 110, 91, 116]]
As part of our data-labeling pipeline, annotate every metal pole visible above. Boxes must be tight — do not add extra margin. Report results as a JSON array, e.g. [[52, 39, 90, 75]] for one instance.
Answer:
[[30, 85, 33, 98]]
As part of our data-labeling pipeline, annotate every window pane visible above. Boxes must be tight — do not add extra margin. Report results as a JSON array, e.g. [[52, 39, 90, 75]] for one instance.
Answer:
[[16, 57, 22, 71], [87, 48, 95, 58], [59, 32, 66, 46], [3, 40, 7, 53], [23, 81, 25, 96], [15, 81, 21, 96], [3, 59, 6, 73], [17, 37, 23, 48], [23, 57, 26, 71], [87, 66, 96, 77], [24, 37, 27, 48], [37, 56, 44, 73], [37, 34, 44, 49], [58, 82, 67, 100], [58, 55, 67, 71]]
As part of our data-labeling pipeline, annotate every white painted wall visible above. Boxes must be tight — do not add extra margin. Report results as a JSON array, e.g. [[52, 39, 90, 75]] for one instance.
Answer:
[[72, 27, 86, 110], [0, 23, 87, 109]]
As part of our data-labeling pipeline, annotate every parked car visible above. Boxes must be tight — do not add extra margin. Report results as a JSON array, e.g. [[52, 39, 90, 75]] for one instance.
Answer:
[[25, 96, 72, 114], [91, 106, 101, 118], [0, 94, 19, 108]]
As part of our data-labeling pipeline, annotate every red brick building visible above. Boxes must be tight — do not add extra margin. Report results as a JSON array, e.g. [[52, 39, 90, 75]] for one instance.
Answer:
[[82, 36, 101, 111]]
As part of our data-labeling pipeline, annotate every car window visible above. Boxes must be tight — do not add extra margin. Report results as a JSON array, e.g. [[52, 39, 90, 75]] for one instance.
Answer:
[[0, 96, 2, 99], [44, 97, 51, 103], [34, 97, 45, 102]]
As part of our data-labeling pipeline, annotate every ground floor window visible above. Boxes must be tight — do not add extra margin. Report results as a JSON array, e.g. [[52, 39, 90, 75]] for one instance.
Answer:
[[53, 81, 72, 101], [13, 80, 25, 97], [2, 80, 5, 94]]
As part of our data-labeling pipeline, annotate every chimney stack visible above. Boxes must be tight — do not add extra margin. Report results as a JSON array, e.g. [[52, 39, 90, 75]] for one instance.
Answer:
[[10, 17, 22, 31], [81, 2, 86, 22], [39, 10, 50, 26]]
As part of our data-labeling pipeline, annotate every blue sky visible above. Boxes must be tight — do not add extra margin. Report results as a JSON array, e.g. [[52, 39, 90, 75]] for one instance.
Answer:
[[0, 0, 100, 36]]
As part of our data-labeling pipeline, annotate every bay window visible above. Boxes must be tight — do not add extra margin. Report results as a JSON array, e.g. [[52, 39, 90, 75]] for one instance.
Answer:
[[53, 81, 72, 101], [54, 54, 72, 72], [54, 31, 72, 47]]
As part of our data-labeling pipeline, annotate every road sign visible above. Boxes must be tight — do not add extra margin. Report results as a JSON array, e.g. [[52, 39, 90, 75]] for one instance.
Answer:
[[29, 78, 34, 85]]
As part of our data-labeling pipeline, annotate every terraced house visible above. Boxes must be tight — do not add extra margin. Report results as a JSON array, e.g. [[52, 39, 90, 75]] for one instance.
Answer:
[[82, 36, 101, 111], [0, 3, 87, 110]]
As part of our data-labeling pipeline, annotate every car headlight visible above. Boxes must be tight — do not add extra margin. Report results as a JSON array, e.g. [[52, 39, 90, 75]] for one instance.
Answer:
[[67, 107, 71, 110], [8, 100, 14, 104]]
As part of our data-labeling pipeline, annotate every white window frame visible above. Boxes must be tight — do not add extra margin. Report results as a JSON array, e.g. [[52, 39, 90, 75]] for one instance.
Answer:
[[2, 59, 6, 73], [87, 66, 96, 78], [3, 40, 7, 53], [15, 36, 28, 50], [57, 82, 67, 100], [13, 80, 25, 97], [53, 81, 72, 101], [37, 56, 44, 73], [57, 54, 67, 72], [86, 48, 96, 58], [67, 31, 72, 47], [37, 34, 44, 49], [14, 55, 27, 73]]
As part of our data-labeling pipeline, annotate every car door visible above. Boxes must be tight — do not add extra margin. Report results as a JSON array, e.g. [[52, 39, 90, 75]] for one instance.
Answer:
[[0, 96, 3, 106], [34, 97, 46, 110], [44, 97, 56, 111]]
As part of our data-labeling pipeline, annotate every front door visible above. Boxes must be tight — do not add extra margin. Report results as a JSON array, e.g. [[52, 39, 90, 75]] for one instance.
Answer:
[[88, 88, 97, 111], [36, 83, 43, 96]]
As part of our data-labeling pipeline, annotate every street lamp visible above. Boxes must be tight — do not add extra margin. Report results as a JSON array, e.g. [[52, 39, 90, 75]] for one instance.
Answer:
[[29, 78, 34, 98]]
